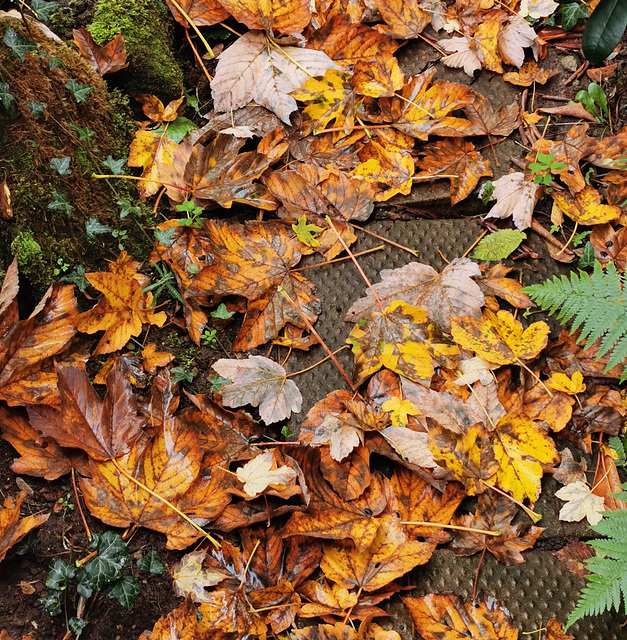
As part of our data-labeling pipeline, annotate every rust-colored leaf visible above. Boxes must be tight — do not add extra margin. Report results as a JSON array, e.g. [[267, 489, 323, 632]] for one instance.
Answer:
[[450, 492, 544, 565], [351, 53, 405, 98], [0, 491, 48, 564], [545, 619, 574, 640], [414, 139, 492, 205], [72, 27, 128, 76], [502, 61, 557, 86], [147, 599, 199, 640], [218, 0, 311, 35], [404, 594, 519, 640], [165, 0, 229, 27], [373, 0, 430, 39]]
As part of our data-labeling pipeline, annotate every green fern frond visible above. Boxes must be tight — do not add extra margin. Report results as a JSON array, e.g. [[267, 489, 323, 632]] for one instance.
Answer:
[[522, 261, 627, 381], [566, 487, 627, 629]]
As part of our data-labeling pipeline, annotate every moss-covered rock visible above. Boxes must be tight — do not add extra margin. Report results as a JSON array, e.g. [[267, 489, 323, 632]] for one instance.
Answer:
[[88, 0, 183, 102], [0, 15, 156, 292]]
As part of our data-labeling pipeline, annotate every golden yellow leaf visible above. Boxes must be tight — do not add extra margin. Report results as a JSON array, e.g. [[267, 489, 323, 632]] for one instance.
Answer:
[[75, 252, 167, 355], [127, 129, 179, 198], [551, 186, 621, 225], [373, 0, 430, 39], [141, 343, 175, 374], [381, 397, 420, 427], [351, 53, 405, 98], [491, 413, 559, 503], [547, 371, 586, 395], [503, 61, 557, 86], [474, 19, 503, 74], [450, 309, 549, 366]]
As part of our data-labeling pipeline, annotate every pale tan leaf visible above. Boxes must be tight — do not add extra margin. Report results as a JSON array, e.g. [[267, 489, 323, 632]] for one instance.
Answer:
[[236, 450, 297, 496], [485, 172, 542, 230]]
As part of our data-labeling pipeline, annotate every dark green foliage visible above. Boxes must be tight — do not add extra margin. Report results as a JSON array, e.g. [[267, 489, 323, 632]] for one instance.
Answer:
[[523, 260, 627, 381], [582, 0, 627, 63], [3, 27, 37, 61], [567, 487, 627, 627], [137, 550, 165, 575]]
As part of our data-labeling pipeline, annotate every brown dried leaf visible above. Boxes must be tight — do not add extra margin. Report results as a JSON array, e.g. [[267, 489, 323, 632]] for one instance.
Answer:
[[0, 492, 48, 564], [72, 27, 128, 76]]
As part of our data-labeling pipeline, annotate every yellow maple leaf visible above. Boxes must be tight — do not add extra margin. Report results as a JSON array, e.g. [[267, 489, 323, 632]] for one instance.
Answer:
[[552, 185, 620, 225], [450, 309, 549, 366], [75, 252, 167, 354], [546, 371, 586, 395], [381, 397, 421, 427]]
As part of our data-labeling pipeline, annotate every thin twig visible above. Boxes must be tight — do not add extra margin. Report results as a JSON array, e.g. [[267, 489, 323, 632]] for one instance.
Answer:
[[400, 521, 501, 536], [167, 0, 214, 57], [352, 224, 419, 257], [291, 245, 385, 271]]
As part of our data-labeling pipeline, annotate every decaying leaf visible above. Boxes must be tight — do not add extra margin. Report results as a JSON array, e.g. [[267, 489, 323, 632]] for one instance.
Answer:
[[0, 491, 48, 564], [502, 61, 556, 86], [485, 172, 542, 231], [346, 258, 484, 332], [404, 594, 519, 640], [212, 355, 302, 424], [551, 186, 621, 226], [236, 450, 297, 497], [171, 549, 230, 602], [555, 481, 605, 525], [72, 27, 128, 76]]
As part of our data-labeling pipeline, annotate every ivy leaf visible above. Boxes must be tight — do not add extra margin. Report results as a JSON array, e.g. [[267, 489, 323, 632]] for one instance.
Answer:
[[105, 575, 141, 610], [40, 591, 63, 616], [117, 199, 141, 218], [103, 156, 127, 175], [65, 79, 95, 104], [3, 28, 37, 62], [561, 2, 588, 31], [27, 101, 46, 117], [292, 215, 324, 247], [154, 226, 177, 247], [85, 218, 113, 238], [46, 558, 76, 590], [50, 157, 72, 176], [68, 617, 89, 638], [30, 0, 61, 22], [472, 229, 527, 261], [209, 374, 231, 393], [210, 303, 235, 320], [137, 550, 165, 575], [77, 531, 130, 598], [68, 123, 96, 142], [0, 82, 14, 109]]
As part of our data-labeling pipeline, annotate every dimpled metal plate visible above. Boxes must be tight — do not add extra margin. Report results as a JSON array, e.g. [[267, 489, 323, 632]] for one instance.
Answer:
[[283, 219, 625, 638]]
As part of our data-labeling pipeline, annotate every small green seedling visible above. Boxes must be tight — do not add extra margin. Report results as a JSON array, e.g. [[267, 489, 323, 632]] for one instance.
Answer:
[[176, 200, 204, 228], [142, 262, 184, 306], [56, 493, 74, 516], [53, 258, 70, 277], [201, 328, 218, 346], [529, 152, 566, 187], [574, 82, 609, 123]]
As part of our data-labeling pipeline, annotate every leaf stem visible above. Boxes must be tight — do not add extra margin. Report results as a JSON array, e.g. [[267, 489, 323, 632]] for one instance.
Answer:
[[484, 483, 542, 523], [291, 245, 384, 271], [516, 358, 554, 398], [400, 520, 501, 536], [71, 468, 92, 542], [240, 539, 260, 589], [185, 28, 213, 83], [556, 221, 578, 258], [91, 173, 193, 193], [278, 285, 356, 391], [110, 457, 221, 549], [286, 346, 350, 377], [351, 224, 419, 257], [325, 216, 384, 313], [167, 0, 214, 57]]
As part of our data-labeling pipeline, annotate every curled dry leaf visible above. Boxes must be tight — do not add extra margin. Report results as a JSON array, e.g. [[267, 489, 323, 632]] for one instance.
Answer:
[[0, 491, 49, 564], [346, 258, 484, 334], [164, 0, 229, 27], [372, 0, 430, 39], [235, 450, 298, 497], [503, 61, 557, 87], [485, 172, 542, 231], [553, 448, 588, 485], [212, 355, 302, 424], [171, 549, 230, 602]]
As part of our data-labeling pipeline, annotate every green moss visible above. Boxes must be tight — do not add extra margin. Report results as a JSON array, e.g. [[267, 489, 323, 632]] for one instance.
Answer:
[[89, 0, 183, 101], [11, 230, 49, 281]]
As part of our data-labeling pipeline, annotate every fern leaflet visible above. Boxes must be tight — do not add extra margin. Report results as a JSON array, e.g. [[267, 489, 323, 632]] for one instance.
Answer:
[[522, 261, 627, 382], [566, 488, 627, 629]]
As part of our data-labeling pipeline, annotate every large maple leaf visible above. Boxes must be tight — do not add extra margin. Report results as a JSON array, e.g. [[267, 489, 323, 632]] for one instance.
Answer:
[[0, 259, 77, 407], [75, 251, 167, 355], [347, 300, 459, 385], [218, 0, 311, 36], [345, 258, 484, 332], [0, 491, 49, 564], [211, 31, 339, 124], [188, 220, 320, 350], [415, 139, 492, 205], [373, 0, 431, 39], [27, 363, 145, 461], [450, 491, 544, 565]]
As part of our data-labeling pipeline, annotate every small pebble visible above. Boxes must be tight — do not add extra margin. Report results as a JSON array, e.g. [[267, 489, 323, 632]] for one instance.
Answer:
[[560, 55, 579, 73]]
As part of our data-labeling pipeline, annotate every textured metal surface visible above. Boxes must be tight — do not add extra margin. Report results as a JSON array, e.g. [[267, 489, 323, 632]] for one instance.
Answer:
[[282, 218, 626, 637]]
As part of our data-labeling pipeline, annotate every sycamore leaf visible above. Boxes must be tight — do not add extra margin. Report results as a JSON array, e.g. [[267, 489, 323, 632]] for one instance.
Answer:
[[27, 363, 145, 461], [554, 449, 588, 485], [146, 600, 199, 640], [141, 343, 174, 374], [519, 0, 558, 19], [321, 516, 434, 592], [546, 619, 574, 640], [373, 0, 430, 39], [351, 54, 405, 98], [379, 426, 436, 468], [450, 491, 544, 565], [551, 186, 620, 225], [211, 31, 339, 124], [531, 124, 595, 193], [555, 481, 605, 525], [75, 251, 167, 355], [293, 216, 324, 247], [188, 220, 320, 351], [164, 0, 229, 26], [472, 230, 527, 261], [127, 129, 179, 198], [438, 35, 482, 76], [503, 61, 556, 86], [460, 92, 519, 138], [236, 451, 297, 497], [415, 139, 492, 205], [381, 397, 420, 427], [171, 549, 230, 602], [72, 28, 127, 76], [547, 371, 586, 395], [346, 258, 484, 332], [212, 356, 302, 424], [451, 309, 550, 366], [405, 595, 519, 640], [0, 491, 48, 563], [485, 172, 542, 230], [217, 0, 311, 36], [135, 95, 185, 125], [498, 16, 539, 68], [347, 300, 459, 386], [0, 260, 78, 407], [0, 406, 85, 481]]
